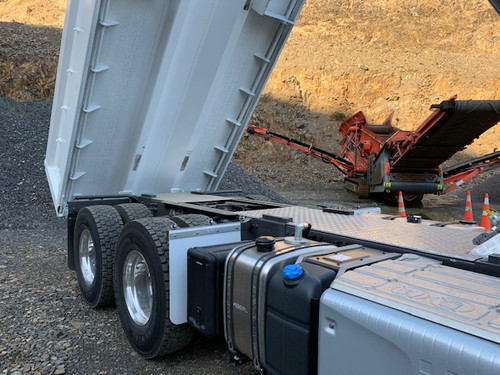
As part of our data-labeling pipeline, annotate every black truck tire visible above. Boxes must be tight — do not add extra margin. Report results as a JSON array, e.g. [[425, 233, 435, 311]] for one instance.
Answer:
[[114, 217, 194, 359], [170, 213, 213, 228], [115, 203, 153, 223], [74, 205, 123, 308]]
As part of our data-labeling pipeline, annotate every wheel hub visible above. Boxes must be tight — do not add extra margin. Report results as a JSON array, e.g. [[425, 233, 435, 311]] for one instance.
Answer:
[[79, 227, 96, 286], [123, 250, 153, 326]]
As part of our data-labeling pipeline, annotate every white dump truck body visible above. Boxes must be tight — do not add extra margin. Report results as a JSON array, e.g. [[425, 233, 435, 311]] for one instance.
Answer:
[[45, 0, 304, 216]]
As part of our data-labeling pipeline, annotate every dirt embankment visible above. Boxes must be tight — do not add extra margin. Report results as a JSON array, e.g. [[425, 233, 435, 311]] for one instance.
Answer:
[[235, 0, 500, 187]]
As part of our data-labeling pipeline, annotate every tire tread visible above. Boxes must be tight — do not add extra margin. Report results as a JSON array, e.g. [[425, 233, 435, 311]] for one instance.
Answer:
[[170, 214, 213, 228], [76, 205, 122, 308], [115, 203, 153, 224]]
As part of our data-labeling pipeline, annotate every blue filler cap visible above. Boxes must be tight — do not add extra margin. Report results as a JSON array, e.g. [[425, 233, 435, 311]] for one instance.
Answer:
[[283, 264, 304, 281]]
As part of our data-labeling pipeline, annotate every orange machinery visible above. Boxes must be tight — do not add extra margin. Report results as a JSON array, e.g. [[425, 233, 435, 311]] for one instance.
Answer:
[[248, 98, 500, 202]]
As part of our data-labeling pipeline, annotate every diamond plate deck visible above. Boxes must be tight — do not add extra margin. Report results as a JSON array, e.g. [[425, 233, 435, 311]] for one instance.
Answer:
[[331, 255, 500, 343], [243, 206, 481, 261]]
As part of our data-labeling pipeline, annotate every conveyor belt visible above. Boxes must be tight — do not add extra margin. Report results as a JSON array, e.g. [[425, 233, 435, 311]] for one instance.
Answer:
[[392, 100, 500, 170], [243, 206, 481, 261], [443, 149, 500, 177]]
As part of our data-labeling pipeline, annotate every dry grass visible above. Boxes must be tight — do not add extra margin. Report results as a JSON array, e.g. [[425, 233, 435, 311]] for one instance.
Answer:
[[0, 0, 64, 99], [0, 21, 61, 99], [0, 60, 57, 99]]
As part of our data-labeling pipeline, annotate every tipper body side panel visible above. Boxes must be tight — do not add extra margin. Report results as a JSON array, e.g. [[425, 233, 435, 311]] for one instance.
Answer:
[[45, 0, 304, 216]]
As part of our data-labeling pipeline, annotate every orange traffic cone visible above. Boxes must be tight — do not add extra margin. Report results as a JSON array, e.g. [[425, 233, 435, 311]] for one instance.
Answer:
[[397, 191, 406, 217], [480, 193, 491, 231], [483, 193, 490, 211], [464, 191, 474, 221]]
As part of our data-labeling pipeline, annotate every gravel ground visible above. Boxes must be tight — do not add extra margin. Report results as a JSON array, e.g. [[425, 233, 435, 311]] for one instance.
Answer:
[[0, 98, 60, 230], [0, 224, 257, 375], [0, 97, 287, 374]]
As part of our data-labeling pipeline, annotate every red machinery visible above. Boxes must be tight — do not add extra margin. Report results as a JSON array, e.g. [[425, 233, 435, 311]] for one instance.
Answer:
[[248, 98, 500, 202]]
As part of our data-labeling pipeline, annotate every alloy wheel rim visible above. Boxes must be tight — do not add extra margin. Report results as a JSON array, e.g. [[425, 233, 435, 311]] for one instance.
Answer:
[[79, 227, 96, 286], [123, 250, 153, 326]]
